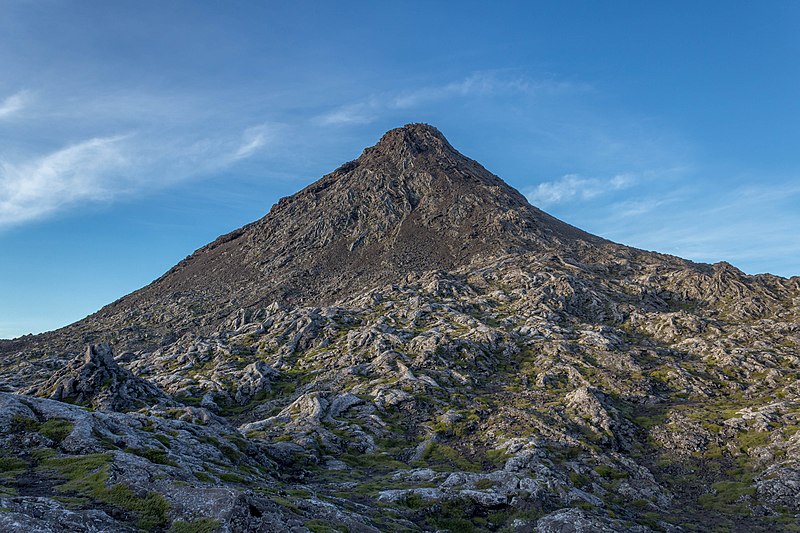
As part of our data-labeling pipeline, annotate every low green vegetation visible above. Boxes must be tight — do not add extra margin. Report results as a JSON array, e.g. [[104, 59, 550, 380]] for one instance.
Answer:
[[485, 507, 544, 530], [153, 433, 172, 447], [420, 499, 479, 532], [697, 480, 757, 515], [37, 453, 170, 529], [218, 472, 247, 483], [594, 465, 629, 480], [304, 518, 348, 533], [341, 452, 407, 472], [568, 471, 590, 488], [0, 456, 28, 479], [194, 471, 214, 483], [218, 444, 242, 464], [431, 410, 481, 438], [127, 447, 178, 467], [417, 442, 481, 472], [169, 517, 221, 533], [10, 414, 40, 432], [38, 419, 75, 443], [474, 478, 498, 490], [484, 448, 510, 467], [736, 430, 771, 452]]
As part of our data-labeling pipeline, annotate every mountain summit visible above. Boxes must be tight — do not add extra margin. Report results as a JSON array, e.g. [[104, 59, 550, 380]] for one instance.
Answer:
[[1, 124, 799, 532], [8, 123, 610, 353], [137, 122, 601, 308]]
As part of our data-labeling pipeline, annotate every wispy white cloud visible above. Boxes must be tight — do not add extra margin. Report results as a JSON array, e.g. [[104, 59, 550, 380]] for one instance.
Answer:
[[0, 135, 130, 227], [0, 85, 294, 228], [316, 99, 381, 126], [580, 180, 800, 276], [392, 72, 582, 109], [0, 122, 284, 228], [612, 197, 671, 217], [524, 173, 635, 206], [0, 90, 29, 119], [233, 124, 274, 160], [315, 72, 585, 126]]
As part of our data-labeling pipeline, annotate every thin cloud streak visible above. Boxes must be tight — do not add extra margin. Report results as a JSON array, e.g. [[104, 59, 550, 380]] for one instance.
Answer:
[[590, 181, 800, 276], [612, 197, 673, 217], [315, 72, 586, 126], [0, 135, 129, 227], [0, 121, 282, 228], [233, 124, 274, 160], [391, 73, 578, 108], [0, 81, 300, 230], [316, 98, 382, 126], [0, 90, 29, 119], [525, 173, 635, 206]]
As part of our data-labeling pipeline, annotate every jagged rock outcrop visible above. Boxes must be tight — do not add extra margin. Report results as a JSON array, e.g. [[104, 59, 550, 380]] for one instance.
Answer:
[[23, 344, 174, 412], [0, 392, 333, 532], [234, 361, 279, 405], [0, 496, 127, 533], [535, 508, 655, 532]]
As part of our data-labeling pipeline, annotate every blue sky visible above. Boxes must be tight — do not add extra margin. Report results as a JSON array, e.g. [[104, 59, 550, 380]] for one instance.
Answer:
[[1, 1, 798, 339]]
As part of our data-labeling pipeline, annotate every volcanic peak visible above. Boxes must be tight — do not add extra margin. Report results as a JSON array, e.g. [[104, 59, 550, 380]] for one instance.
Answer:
[[365, 122, 454, 156]]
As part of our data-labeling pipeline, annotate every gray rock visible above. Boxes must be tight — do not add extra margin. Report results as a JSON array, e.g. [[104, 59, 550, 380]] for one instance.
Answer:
[[23, 344, 174, 412], [536, 508, 652, 532], [235, 362, 279, 405], [0, 496, 128, 533]]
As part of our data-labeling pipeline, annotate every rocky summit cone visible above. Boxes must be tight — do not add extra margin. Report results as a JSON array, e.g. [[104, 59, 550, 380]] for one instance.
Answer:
[[119, 123, 603, 308], [3, 123, 610, 354], [1, 124, 799, 532]]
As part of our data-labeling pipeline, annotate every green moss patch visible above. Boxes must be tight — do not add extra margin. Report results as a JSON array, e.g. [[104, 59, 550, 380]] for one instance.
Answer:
[[418, 443, 481, 472], [39, 419, 74, 444], [594, 465, 629, 480], [127, 447, 178, 467], [38, 453, 170, 529], [9, 414, 40, 432], [0, 456, 29, 480], [697, 480, 757, 516], [169, 518, 221, 533], [341, 452, 407, 472]]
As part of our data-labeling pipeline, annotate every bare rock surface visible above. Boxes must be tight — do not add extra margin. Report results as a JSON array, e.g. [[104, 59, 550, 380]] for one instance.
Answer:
[[23, 344, 174, 412]]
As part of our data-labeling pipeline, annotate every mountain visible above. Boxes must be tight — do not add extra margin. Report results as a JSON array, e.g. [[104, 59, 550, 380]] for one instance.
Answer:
[[4, 124, 606, 356], [1, 124, 799, 532]]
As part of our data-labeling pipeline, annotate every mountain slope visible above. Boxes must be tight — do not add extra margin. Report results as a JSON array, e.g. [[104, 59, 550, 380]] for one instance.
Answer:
[[2, 124, 612, 355], [1, 124, 799, 532]]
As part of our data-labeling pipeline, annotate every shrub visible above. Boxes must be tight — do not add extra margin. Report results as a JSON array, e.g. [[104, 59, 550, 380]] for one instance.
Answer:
[[194, 471, 214, 483], [474, 478, 498, 490], [153, 433, 171, 447], [218, 472, 246, 483]]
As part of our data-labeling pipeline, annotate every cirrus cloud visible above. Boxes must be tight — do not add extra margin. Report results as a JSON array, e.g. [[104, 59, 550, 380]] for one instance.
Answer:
[[525, 173, 635, 206], [0, 118, 282, 229], [315, 71, 586, 126], [0, 135, 130, 227], [0, 90, 30, 119]]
